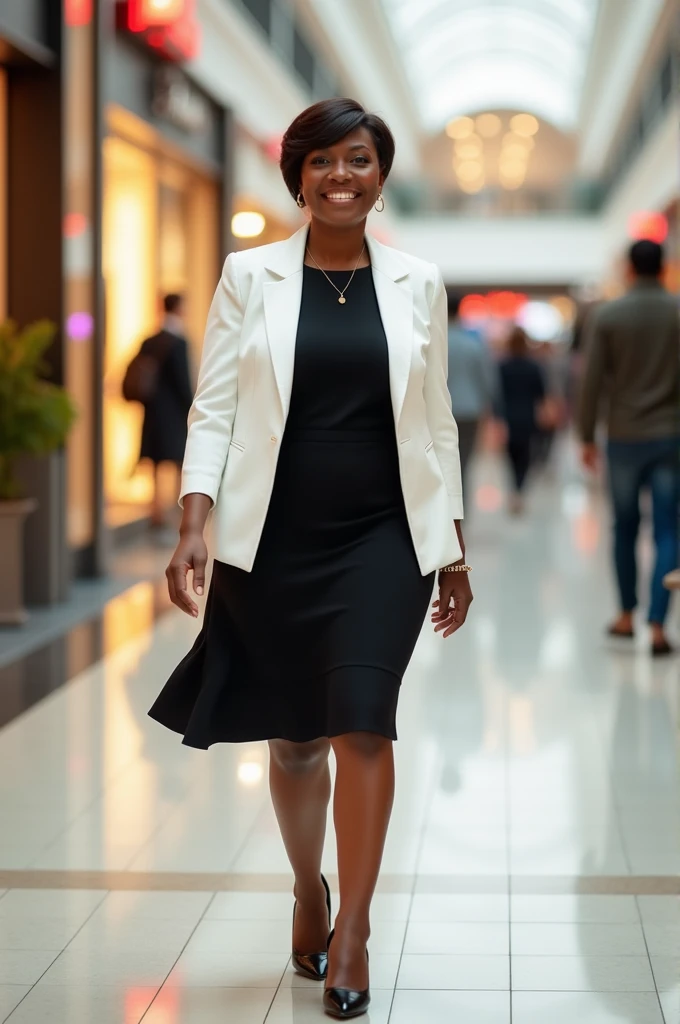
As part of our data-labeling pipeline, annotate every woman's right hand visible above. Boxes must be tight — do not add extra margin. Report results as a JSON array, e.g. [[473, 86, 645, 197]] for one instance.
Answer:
[[166, 529, 208, 618]]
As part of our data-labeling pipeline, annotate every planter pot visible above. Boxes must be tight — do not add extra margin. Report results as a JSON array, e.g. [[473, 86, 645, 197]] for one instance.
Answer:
[[0, 499, 38, 625]]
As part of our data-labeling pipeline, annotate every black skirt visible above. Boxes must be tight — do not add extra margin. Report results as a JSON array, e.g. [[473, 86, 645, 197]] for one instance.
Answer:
[[149, 265, 435, 747], [149, 429, 434, 746]]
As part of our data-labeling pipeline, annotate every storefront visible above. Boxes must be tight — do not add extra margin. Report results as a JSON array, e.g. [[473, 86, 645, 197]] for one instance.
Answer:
[[100, 31, 229, 533], [62, 0, 233, 569]]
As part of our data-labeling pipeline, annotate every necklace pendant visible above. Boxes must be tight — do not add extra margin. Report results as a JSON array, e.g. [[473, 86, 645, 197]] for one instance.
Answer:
[[338, 296, 346, 304]]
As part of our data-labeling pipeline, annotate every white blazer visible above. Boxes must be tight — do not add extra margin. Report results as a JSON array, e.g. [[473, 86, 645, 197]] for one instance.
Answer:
[[180, 224, 464, 575]]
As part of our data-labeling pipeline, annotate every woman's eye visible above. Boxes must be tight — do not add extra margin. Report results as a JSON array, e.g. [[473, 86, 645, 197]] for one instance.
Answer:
[[353, 156, 369, 164], [310, 157, 329, 165]]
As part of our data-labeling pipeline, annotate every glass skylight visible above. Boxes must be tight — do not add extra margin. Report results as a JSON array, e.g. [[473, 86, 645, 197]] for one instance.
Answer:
[[381, 0, 600, 131]]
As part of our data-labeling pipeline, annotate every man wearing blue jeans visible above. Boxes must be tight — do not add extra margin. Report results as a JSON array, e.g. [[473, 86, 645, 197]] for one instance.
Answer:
[[578, 240, 679, 655]]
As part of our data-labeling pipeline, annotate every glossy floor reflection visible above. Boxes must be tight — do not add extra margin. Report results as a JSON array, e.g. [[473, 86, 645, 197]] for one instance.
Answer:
[[0, 448, 678, 1022]]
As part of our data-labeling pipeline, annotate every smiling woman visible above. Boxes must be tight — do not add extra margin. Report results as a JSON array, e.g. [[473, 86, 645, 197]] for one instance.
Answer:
[[150, 96, 470, 1022]]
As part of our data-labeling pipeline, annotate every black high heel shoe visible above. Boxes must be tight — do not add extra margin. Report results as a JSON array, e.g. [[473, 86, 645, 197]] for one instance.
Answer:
[[323, 929, 371, 1019], [292, 874, 332, 981]]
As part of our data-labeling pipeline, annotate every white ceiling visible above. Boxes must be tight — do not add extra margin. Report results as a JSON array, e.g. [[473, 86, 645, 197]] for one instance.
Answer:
[[380, 0, 601, 132]]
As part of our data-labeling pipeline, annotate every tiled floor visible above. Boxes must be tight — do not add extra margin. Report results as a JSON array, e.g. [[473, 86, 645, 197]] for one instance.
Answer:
[[0, 448, 678, 1022]]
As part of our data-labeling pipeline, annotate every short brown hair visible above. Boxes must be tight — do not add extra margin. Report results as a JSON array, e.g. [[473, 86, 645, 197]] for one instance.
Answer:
[[508, 326, 529, 356], [280, 98, 395, 203]]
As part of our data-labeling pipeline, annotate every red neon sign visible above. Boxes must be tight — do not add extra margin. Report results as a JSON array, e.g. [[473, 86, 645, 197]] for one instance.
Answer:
[[628, 211, 669, 245], [65, 0, 92, 25], [118, 0, 200, 60]]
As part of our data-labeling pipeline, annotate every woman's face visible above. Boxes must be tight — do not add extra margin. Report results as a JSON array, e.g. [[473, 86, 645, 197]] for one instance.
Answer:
[[299, 127, 384, 228]]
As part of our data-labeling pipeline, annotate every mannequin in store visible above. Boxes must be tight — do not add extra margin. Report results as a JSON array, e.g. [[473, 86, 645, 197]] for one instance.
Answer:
[[149, 98, 472, 1020]]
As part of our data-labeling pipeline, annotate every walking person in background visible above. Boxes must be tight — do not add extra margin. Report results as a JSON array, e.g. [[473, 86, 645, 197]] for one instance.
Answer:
[[139, 294, 194, 535], [498, 326, 546, 514], [578, 240, 680, 656], [447, 293, 497, 500]]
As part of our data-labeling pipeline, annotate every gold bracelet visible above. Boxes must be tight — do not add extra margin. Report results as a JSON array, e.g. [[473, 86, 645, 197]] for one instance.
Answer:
[[440, 564, 472, 573]]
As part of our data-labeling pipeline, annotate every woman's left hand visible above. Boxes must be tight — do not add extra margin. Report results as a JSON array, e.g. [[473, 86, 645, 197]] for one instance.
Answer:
[[431, 566, 473, 638]]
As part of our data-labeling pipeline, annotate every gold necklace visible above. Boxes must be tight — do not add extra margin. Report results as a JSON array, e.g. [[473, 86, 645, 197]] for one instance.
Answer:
[[305, 243, 366, 304]]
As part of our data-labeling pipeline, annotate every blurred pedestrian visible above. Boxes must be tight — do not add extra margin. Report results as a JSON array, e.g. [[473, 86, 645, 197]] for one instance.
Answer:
[[447, 292, 497, 498], [498, 326, 546, 513], [139, 294, 194, 532], [578, 240, 680, 655]]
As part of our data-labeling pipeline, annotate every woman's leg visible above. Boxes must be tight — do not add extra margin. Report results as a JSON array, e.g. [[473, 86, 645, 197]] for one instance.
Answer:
[[327, 731, 395, 990], [268, 738, 331, 952]]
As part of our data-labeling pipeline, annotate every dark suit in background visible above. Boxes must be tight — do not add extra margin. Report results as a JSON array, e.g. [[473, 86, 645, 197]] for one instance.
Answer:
[[139, 327, 194, 467]]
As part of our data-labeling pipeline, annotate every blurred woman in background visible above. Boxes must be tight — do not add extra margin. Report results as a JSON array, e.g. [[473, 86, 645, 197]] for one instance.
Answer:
[[498, 326, 546, 513]]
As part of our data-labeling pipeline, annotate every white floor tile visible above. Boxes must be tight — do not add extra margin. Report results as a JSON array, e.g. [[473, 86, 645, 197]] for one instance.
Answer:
[[97, 890, 214, 921], [637, 897, 680, 925], [143, 986, 275, 1024], [0, 916, 84, 952], [0, 889, 105, 922], [404, 920, 509, 955], [650, 956, 679, 994], [0, 949, 60, 985], [4, 983, 159, 1024], [397, 954, 509, 990], [390, 989, 510, 1024], [265, 986, 392, 1023], [185, 918, 292, 955], [511, 922, 647, 956], [206, 892, 294, 921], [368, 919, 407, 954], [167, 949, 290, 988], [66, 914, 198, 953], [642, 923, 680, 957], [410, 893, 509, 922], [512, 991, 665, 1024], [511, 955, 656, 992], [0, 985, 30, 1020], [510, 895, 638, 923], [39, 947, 179, 986]]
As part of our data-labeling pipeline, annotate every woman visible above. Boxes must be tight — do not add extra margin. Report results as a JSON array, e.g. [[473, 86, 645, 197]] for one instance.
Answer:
[[150, 98, 472, 1020], [498, 326, 546, 514]]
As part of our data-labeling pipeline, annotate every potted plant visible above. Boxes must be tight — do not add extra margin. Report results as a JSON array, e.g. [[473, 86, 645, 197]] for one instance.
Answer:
[[0, 319, 77, 624]]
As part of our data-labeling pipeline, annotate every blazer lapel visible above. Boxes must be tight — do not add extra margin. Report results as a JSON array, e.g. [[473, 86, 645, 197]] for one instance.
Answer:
[[367, 236, 412, 428], [262, 225, 308, 419], [263, 274, 303, 420]]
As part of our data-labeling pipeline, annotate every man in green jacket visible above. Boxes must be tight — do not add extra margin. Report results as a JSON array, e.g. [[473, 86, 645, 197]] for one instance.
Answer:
[[578, 240, 679, 655]]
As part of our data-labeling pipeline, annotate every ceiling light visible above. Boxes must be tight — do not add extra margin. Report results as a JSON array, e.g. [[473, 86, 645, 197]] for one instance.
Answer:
[[501, 144, 530, 162], [500, 174, 525, 191], [454, 140, 483, 161], [502, 132, 535, 150], [510, 113, 539, 137], [456, 160, 484, 183], [499, 157, 527, 175], [232, 211, 266, 238], [476, 113, 501, 138], [446, 116, 474, 139]]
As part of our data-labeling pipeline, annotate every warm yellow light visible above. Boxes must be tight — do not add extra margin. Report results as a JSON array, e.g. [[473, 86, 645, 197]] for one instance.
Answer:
[[510, 113, 539, 137], [501, 144, 530, 163], [502, 132, 535, 150], [238, 760, 264, 785], [446, 116, 474, 139], [550, 296, 576, 322], [500, 172, 526, 191], [476, 113, 501, 138], [232, 211, 266, 238], [500, 156, 527, 174], [456, 160, 484, 183], [459, 178, 485, 194], [454, 139, 483, 161]]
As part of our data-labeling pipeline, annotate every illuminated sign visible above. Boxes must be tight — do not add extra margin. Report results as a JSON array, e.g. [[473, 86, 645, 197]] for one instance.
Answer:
[[117, 0, 200, 61], [65, 0, 92, 25], [628, 211, 669, 244]]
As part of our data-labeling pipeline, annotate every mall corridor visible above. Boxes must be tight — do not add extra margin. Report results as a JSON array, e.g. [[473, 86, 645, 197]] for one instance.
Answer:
[[0, 449, 677, 1024]]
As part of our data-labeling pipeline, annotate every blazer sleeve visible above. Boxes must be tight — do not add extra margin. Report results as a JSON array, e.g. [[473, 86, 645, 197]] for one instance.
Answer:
[[425, 267, 464, 519], [180, 253, 243, 506]]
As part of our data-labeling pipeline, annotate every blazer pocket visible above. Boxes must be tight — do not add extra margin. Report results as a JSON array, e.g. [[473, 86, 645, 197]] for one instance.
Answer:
[[425, 440, 434, 453], [229, 439, 245, 453]]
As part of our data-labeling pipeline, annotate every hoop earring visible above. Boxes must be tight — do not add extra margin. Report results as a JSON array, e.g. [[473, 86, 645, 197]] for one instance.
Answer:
[[375, 192, 385, 213], [296, 192, 305, 209]]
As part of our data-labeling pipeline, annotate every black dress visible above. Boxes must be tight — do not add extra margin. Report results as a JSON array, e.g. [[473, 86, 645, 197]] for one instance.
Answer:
[[149, 266, 435, 747], [139, 330, 194, 466]]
